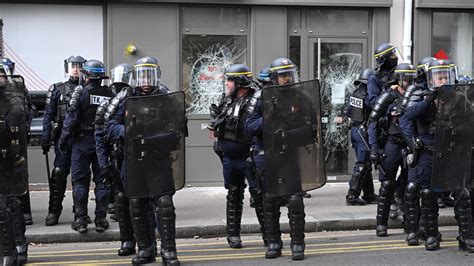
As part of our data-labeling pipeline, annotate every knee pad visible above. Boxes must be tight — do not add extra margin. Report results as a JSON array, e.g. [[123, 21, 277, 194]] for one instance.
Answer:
[[52, 167, 68, 179], [129, 198, 146, 217], [421, 189, 435, 201], [380, 180, 395, 194], [156, 195, 174, 210], [115, 192, 126, 204]]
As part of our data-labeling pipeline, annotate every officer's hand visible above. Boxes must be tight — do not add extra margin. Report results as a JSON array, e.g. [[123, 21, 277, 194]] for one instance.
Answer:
[[425, 90, 437, 102], [99, 165, 111, 178], [58, 140, 68, 154], [41, 142, 51, 155], [370, 149, 380, 165]]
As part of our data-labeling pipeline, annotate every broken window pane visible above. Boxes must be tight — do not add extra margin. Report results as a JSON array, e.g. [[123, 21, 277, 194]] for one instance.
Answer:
[[182, 35, 247, 114]]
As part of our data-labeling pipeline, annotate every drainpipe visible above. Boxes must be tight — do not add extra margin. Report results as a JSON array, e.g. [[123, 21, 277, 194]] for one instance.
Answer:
[[402, 0, 413, 63]]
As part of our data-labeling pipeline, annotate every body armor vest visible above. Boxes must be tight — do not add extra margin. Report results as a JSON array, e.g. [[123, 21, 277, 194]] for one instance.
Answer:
[[349, 85, 369, 123], [217, 92, 254, 145], [79, 84, 112, 132], [55, 82, 75, 123]]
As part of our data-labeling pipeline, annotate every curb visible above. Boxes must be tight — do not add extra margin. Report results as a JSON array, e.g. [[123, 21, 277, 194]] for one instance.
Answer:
[[27, 215, 458, 244]]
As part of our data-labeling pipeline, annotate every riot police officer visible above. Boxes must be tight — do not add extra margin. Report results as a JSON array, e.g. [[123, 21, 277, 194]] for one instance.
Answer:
[[346, 68, 378, 206], [58, 59, 112, 234], [0, 58, 30, 265], [400, 59, 470, 251], [95, 63, 137, 256], [42, 55, 86, 226], [246, 58, 307, 260], [368, 43, 402, 108], [368, 63, 414, 237], [208, 64, 265, 248], [107, 56, 181, 265]]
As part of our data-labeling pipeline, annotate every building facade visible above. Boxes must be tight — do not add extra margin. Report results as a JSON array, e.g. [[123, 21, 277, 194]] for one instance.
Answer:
[[1, 0, 473, 185]]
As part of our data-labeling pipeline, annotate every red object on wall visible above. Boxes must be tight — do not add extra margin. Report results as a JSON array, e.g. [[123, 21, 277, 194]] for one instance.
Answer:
[[434, 49, 449, 60]]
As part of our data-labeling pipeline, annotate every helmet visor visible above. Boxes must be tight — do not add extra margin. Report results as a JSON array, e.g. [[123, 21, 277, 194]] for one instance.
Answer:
[[111, 66, 132, 85], [395, 71, 416, 89], [66, 62, 83, 78], [428, 67, 456, 88], [272, 68, 300, 85], [134, 65, 161, 87]]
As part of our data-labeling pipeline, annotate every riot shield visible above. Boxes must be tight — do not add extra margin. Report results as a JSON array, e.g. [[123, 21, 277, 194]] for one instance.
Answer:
[[262, 79, 326, 197], [124, 91, 186, 198], [0, 75, 28, 196], [432, 84, 474, 191]]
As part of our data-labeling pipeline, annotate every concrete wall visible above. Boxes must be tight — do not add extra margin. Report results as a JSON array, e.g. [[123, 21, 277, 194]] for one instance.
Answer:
[[0, 4, 104, 90]]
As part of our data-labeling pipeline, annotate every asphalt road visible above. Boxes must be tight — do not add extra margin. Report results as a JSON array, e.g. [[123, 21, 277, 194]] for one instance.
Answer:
[[26, 226, 474, 265]]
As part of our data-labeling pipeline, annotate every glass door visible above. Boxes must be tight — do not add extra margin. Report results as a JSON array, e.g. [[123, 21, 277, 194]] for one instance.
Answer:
[[309, 38, 367, 174]]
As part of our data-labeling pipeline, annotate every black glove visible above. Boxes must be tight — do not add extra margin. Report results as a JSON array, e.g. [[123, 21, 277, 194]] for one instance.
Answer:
[[425, 89, 437, 102], [99, 165, 111, 178], [370, 149, 380, 165], [58, 140, 68, 154], [41, 142, 51, 155]]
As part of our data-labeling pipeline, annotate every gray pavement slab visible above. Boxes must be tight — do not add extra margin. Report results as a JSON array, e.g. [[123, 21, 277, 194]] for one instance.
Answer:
[[26, 183, 457, 244]]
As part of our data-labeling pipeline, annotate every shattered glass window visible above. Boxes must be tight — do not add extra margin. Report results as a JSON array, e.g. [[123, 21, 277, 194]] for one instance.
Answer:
[[315, 42, 363, 173], [182, 35, 247, 114]]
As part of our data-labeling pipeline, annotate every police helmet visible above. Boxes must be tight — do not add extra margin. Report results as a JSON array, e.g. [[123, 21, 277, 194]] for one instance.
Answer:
[[269, 58, 299, 85], [415, 57, 436, 79], [353, 68, 376, 86], [64, 55, 86, 76], [110, 63, 133, 85], [394, 63, 416, 89], [257, 66, 271, 84], [134, 56, 161, 88], [225, 64, 253, 88], [426, 59, 456, 89], [0, 58, 15, 74], [374, 43, 403, 69], [83, 59, 108, 80]]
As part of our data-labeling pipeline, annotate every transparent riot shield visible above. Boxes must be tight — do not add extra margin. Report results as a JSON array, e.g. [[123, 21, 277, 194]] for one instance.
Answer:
[[124, 91, 186, 198], [262, 79, 326, 197], [0, 75, 28, 196], [432, 84, 474, 191]]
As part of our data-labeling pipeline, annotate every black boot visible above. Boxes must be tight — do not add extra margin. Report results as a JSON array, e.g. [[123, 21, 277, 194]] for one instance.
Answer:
[[46, 168, 67, 226], [226, 186, 244, 249], [156, 195, 180, 266], [404, 183, 420, 246], [130, 199, 156, 265], [376, 180, 395, 237], [421, 189, 440, 251], [288, 194, 305, 261], [263, 196, 282, 259], [115, 192, 136, 256], [94, 217, 109, 233], [250, 189, 267, 246], [454, 188, 474, 253], [1, 196, 19, 266], [19, 191, 32, 226], [71, 198, 88, 234]]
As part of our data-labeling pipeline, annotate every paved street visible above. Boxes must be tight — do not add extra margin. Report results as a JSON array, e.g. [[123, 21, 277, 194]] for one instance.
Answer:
[[26, 227, 474, 265]]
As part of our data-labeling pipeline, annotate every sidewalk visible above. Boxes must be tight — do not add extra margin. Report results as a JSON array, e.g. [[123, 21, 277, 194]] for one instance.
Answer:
[[26, 183, 457, 244]]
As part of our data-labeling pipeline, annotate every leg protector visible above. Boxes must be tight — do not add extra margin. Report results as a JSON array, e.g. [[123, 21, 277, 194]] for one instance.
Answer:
[[226, 186, 244, 248], [0, 196, 18, 264], [155, 195, 179, 265], [404, 182, 420, 245], [376, 180, 395, 237], [263, 195, 282, 259], [421, 189, 440, 251], [46, 167, 68, 226], [19, 190, 32, 226], [130, 198, 156, 265], [9, 197, 28, 264], [288, 194, 305, 260], [454, 188, 474, 252], [249, 188, 267, 246]]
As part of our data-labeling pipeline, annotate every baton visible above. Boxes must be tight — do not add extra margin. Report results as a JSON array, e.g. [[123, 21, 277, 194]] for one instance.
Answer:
[[356, 127, 387, 176], [45, 151, 52, 190]]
